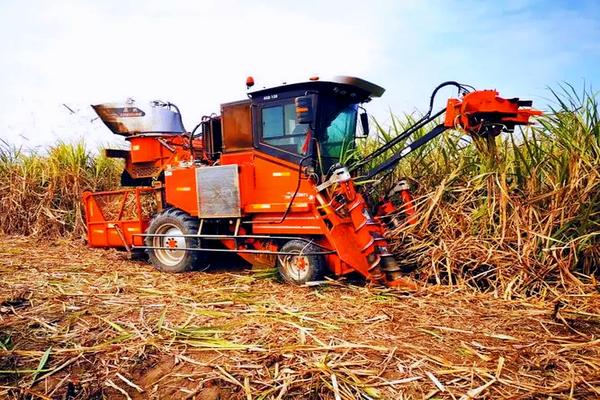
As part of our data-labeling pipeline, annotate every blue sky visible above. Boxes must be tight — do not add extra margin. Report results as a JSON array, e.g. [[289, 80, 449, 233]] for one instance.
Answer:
[[0, 0, 598, 148]]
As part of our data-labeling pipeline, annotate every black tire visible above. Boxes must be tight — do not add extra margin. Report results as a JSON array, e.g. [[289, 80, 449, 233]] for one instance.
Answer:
[[277, 240, 325, 285], [144, 208, 205, 273]]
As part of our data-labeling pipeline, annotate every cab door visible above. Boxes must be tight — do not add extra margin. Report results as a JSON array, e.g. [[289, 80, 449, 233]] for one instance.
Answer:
[[247, 92, 315, 213], [252, 92, 312, 164]]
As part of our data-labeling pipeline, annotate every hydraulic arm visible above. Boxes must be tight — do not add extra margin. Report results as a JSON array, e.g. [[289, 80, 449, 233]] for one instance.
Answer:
[[356, 82, 542, 181]]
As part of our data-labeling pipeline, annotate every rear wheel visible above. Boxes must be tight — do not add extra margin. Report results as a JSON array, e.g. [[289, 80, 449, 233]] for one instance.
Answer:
[[144, 208, 205, 273], [277, 240, 325, 285]]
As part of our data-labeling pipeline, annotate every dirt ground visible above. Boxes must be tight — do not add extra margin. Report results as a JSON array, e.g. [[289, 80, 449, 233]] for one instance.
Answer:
[[1, 236, 599, 399]]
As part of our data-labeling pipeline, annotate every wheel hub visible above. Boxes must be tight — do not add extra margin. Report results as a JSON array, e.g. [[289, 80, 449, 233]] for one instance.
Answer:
[[153, 224, 186, 267], [295, 256, 307, 270], [280, 252, 310, 281], [166, 237, 179, 249]]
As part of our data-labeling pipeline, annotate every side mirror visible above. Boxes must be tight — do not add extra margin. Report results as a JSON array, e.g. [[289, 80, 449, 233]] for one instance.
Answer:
[[295, 95, 315, 124], [359, 112, 369, 137]]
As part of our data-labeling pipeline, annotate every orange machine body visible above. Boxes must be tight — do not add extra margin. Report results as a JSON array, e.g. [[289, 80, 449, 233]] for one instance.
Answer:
[[121, 135, 203, 180], [161, 149, 388, 280], [83, 78, 540, 287]]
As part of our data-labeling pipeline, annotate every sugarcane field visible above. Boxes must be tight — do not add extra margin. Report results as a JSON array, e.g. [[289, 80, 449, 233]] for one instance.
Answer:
[[1, 1, 600, 399]]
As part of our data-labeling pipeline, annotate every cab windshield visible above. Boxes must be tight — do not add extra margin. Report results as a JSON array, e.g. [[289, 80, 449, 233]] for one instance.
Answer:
[[319, 105, 357, 172]]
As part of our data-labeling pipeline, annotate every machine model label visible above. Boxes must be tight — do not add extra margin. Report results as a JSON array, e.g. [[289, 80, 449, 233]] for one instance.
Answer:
[[105, 107, 146, 118]]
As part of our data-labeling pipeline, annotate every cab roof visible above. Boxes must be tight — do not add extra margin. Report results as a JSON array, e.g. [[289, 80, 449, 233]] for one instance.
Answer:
[[248, 76, 385, 103]]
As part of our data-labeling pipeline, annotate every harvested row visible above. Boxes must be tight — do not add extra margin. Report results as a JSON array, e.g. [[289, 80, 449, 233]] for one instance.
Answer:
[[1, 237, 599, 399]]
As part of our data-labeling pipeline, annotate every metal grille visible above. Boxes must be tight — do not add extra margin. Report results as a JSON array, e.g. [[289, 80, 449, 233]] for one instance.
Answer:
[[195, 165, 241, 218], [131, 165, 161, 178]]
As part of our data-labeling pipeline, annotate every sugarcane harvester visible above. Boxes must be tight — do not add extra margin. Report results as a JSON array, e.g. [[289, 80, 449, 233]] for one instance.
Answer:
[[83, 77, 540, 287]]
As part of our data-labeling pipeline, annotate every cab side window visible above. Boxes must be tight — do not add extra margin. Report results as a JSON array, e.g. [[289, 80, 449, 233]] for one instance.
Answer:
[[261, 102, 309, 154]]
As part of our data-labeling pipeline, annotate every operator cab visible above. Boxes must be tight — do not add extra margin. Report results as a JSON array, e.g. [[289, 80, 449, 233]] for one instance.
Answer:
[[248, 76, 385, 173]]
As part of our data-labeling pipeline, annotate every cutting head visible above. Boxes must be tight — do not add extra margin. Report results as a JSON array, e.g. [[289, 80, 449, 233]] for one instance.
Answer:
[[444, 90, 542, 137]]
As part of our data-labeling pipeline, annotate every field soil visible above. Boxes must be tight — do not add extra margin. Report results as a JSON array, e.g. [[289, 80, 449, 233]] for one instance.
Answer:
[[1, 236, 599, 399]]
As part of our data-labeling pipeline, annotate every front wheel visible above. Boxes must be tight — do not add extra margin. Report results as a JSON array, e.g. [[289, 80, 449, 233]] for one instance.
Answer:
[[144, 208, 205, 273], [277, 240, 325, 285]]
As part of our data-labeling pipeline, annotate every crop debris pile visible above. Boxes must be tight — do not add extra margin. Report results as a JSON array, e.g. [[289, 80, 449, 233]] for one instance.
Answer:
[[1, 237, 599, 399]]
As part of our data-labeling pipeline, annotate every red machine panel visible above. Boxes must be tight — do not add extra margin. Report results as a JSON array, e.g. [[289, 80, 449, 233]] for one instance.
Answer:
[[164, 167, 199, 215], [83, 188, 157, 248], [220, 151, 316, 215]]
